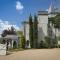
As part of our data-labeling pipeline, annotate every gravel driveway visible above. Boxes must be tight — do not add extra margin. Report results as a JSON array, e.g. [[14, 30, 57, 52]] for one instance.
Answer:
[[0, 48, 60, 60]]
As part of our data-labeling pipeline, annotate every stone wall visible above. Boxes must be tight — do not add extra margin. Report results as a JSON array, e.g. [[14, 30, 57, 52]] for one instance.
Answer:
[[38, 14, 48, 42], [0, 44, 6, 55]]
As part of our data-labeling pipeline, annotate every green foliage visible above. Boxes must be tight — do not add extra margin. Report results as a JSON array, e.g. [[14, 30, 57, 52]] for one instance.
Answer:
[[16, 31, 23, 48], [1, 30, 8, 37], [29, 14, 33, 48], [54, 14, 60, 28], [40, 40, 44, 48], [1, 26, 16, 37], [45, 37, 51, 48], [39, 40, 48, 48], [48, 13, 60, 47], [33, 15, 38, 48], [0, 38, 3, 44], [21, 36, 26, 49], [49, 13, 60, 28], [59, 45, 60, 48], [45, 36, 57, 48], [48, 17, 55, 24], [17, 31, 26, 49], [58, 36, 60, 41], [17, 31, 23, 36]]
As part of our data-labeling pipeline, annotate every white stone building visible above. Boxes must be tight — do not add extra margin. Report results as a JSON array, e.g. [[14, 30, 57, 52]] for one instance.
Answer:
[[23, 3, 60, 48], [38, 11, 48, 41], [3, 35, 19, 49], [22, 22, 30, 48], [23, 11, 48, 48]]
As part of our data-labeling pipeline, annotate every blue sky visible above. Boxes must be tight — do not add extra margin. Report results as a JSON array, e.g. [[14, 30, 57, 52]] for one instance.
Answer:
[[0, 0, 53, 31]]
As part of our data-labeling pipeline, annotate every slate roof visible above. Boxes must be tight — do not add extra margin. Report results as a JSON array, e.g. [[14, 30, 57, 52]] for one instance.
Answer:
[[38, 11, 48, 15]]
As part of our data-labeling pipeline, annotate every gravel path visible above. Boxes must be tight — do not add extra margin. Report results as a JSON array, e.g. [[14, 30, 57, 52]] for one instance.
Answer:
[[0, 48, 60, 60]]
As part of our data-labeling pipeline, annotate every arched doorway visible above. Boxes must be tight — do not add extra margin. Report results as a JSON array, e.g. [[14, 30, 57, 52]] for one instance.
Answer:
[[13, 41, 17, 49], [26, 40, 29, 46]]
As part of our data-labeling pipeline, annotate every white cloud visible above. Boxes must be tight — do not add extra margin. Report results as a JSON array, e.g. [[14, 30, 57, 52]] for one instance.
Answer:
[[16, 1, 24, 11], [0, 19, 20, 34], [46, 9, 48, 11]]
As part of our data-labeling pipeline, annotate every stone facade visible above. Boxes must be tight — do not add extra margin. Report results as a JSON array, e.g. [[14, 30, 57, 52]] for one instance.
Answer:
[[23, 4, 60, 48], [22, 22, 30, 48], [38, 11, 48, 41], [23, 11, 48, 48], [3, 35, 19, 49]]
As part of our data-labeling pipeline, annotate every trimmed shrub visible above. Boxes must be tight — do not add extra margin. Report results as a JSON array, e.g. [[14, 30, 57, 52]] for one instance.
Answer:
[[45, 37, 51, 48], [39, 40, 48, 48]]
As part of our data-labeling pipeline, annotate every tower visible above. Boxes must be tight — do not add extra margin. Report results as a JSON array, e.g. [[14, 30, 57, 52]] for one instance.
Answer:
[[38, 11, 48, 47], [48, 0, 60, 18]]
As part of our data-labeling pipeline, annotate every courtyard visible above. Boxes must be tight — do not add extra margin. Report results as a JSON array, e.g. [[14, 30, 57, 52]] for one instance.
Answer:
[[0, 48, 60, 60]]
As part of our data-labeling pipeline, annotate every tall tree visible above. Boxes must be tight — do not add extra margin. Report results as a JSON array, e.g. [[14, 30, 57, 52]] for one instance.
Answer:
[[11, 26, 16, 35], [48, 13, 60, 47], [49, 13, 60, 29], [33, 15, 38, 48], [29, 14, 33, 48], [1, 26, 16, 50], [54, 13, 60, 28], [1, 30, 8, 37], [54, 14, 60, 46], [16, 31, 23, 48], [17, 31, 26, 49]]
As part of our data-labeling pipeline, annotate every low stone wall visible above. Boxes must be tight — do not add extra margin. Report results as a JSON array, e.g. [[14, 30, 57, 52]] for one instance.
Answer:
[[0, 44, 6, 55]]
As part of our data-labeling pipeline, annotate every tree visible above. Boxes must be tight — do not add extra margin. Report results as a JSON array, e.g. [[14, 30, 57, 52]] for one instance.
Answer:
[[21, 36, 26, 49], [48, 13, 60, 47], [11, 26, 16, 35], [16, 31, 23, 48], [33, 15, 38, 48], [1, 30, 8, 37], [1, 26, 16, 50], [1, 26, 16, 36], [45, 37, 51, 48], [48, 17, 57, 47], [39, 40, 49, 48], [49, 17, 54, 24], [54, 13, 60, 28], [29, 14, 33, 48], [54, 14, 60, 47], [17, 31, 26, 49], [49, 13, 60, 28]]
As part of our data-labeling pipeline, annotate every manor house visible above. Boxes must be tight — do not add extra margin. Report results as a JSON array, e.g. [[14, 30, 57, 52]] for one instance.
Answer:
[[22, 4, 60, 48]]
